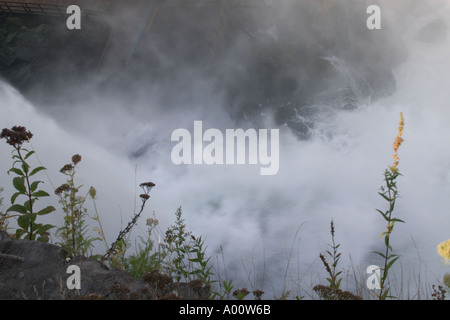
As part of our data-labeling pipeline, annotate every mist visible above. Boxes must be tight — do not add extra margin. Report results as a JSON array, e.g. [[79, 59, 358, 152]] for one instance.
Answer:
[[1, 0, 450, 298]]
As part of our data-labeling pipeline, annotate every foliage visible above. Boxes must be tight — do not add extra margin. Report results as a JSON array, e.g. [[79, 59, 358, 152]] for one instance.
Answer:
[[373, 113, 405, 300], [55, 154, 100, 257], [1, 126, 55, 242], [160, 207, 214, 286], [103, 182, 155, 261], [211, 279, 235, 300], [0, 187, 8, 231], [319, 219, 343, 290], [232, 288, 250, 300], [125, 217, 161, 278]]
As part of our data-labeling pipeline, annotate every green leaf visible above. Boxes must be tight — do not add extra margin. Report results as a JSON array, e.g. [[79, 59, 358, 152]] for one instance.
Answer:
[[24, 199, 35, 212], [21, 161, 30, 174], [373, 251, 386, 259], [11, 192, 21, 205], [8, 167, 24, 176], [6, 204, 27, 214], [24, 150, 35, 160], [29, 166, 46, 177], [32, 190, 50, 197], [386, 253, 399, 260], [30, 181, 43, 193], [15, 228, 24, 239], [29, 213, 37, 224], [375, 209, 388, 219], [17, 215, 30, 229], [37, 223, 54, 234], [378, 192, 393, 202], [13, 176, 27, 193], [386, 256, 400, 271], [37, 206, 56, 215], [37, 234, 49, 243]]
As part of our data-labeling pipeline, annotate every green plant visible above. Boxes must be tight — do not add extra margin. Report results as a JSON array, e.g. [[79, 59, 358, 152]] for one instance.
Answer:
[[126, 217, 161, 278], [1, 126, 55, 242], [161, 207, 214, 286], [188, 235, 215, 284], [103, 182, 155, 261], [232, 288, 250, 300], [54, 154, 100, 257], [431, 284, 447, 300], [0, 187, 3, 212], [313, 284, 362, 300], [0, 187, 10, 231], [373, 113, 405, 300], [214, 280, 234, 300], [319, 219, 343, 290], [89, 186, 110, 254]]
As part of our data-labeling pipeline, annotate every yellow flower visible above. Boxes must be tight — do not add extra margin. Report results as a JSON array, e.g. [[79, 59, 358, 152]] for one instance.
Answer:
[[437, 239, 450, 262], [392, 112, 404, 169]]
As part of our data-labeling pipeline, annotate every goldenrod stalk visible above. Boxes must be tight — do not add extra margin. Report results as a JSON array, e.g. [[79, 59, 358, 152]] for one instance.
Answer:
[[391, 112, 404, 172], [375, 112, 406, 300]]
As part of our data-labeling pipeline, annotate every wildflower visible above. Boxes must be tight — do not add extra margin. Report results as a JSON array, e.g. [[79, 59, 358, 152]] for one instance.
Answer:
[[55, 184, 71, 195], [330, 219, 335, 238], [60, 164, 74, 174], [140, 194, 150, 201], [313, 284, 362, 300], [140, 182, 156, 188], [140, 182, 155, 194], [233, 288, 250, 298], [391, 112, 404, 170], [146, 217, 158, 227], [319, 253, 332, 275], [437, 239, 450, 262], [89, 186, 97, 199], [253, 289, 264, 300], [72, 154, 82, 165], [0, 126, 33, 149]]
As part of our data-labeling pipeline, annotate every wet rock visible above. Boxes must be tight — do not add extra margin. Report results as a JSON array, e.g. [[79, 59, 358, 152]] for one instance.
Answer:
[[0, 237, 210, 300], [0, 231, 11, 241]]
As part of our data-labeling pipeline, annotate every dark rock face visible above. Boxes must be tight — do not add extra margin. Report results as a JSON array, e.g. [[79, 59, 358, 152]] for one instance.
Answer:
[[0, 233, 210, 300], [0, 14, 110, 97], [0, 1, 408, 140]]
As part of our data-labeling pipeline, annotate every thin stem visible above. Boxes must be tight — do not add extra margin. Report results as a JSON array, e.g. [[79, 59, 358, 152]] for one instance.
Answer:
[[17, 147, 34, 240], [103, 196, 149, 260]]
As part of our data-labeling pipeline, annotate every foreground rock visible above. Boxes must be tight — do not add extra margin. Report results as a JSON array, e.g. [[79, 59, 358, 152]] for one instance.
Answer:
[[0, 231, 210, 300]]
